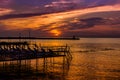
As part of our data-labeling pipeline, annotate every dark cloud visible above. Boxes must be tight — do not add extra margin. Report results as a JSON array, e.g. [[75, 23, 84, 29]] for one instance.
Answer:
[[80, 17, 104, 27], [44, 0, 120, 13], [80, 11, 120, 19], [69, 17, 120, 29], [0, 13, 48, 20], [60, 17, 105, 30], [0, 0, 120, 15]]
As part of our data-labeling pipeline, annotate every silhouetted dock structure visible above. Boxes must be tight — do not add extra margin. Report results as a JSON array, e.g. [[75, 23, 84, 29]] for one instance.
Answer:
[[0, 41, 72, 79], [0, 41, 72, 61]]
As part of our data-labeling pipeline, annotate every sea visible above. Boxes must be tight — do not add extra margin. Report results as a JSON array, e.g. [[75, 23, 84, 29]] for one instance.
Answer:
[[0, 38, 120, 80]]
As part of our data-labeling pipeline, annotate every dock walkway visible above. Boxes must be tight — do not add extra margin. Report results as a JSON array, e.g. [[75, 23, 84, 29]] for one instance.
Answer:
[[0, 41, 72, 61]]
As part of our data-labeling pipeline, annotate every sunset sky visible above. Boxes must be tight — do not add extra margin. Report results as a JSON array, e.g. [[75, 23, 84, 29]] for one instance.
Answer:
[[0, 0, 120, 37]]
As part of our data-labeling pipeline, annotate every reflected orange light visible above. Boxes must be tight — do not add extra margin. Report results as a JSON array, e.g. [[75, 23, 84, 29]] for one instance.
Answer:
[[50, 30, 61, 36]]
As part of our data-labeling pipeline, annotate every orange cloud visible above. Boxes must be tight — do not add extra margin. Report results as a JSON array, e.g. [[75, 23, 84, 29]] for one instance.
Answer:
[[1, 5, 120, 30], [0, 5, 120, 37]]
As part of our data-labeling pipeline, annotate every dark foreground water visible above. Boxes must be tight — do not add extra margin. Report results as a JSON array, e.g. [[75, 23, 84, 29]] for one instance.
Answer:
[[0, 38, 120, 80]]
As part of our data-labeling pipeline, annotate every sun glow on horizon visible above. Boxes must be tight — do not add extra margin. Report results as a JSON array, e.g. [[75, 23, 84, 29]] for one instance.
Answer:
[[50, 29, 61, 36]]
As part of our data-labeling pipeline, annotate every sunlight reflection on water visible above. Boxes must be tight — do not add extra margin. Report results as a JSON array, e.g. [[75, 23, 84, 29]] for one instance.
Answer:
[[0, 38, 120, 80]]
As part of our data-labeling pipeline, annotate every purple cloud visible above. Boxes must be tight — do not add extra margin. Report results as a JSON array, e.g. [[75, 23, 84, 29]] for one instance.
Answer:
[[0, 0, 120, 15]]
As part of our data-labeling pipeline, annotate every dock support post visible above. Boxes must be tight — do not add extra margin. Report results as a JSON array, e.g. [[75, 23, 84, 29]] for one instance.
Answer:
[[36, 57, 39, 72]]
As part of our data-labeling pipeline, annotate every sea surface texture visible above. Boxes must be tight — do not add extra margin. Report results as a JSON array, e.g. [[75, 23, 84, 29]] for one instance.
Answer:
[[0, 38, 120, 80]]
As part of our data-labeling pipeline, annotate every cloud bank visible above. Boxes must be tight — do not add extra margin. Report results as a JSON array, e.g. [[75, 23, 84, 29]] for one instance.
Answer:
[[0, 6, 120, 37], [0, 0, 120, 15]]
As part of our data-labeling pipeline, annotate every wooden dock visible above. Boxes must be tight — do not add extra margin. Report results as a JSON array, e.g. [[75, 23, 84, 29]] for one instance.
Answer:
[[0, 41, 72, 79], [0, 41, 72, 61]]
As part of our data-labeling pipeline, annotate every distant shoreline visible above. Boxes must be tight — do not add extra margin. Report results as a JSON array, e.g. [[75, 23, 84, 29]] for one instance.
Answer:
[[0, 37, 80, 40], [0, 37, 119, 40]]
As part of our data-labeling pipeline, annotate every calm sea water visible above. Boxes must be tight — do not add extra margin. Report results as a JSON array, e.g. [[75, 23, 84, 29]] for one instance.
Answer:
[[0, 38, 120, 80]]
